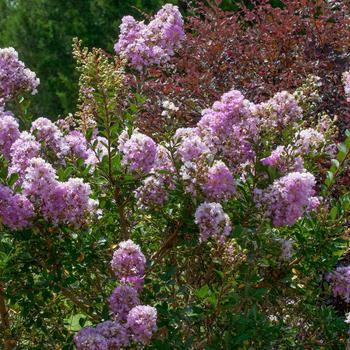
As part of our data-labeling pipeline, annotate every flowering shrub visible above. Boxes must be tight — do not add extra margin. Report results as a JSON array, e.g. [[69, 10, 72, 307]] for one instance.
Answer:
[[2, 3, 350, 350]]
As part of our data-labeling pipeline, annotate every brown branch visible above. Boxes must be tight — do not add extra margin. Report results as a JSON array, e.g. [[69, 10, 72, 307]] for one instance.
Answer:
[[114, 188, 129, 240], [57, 283, 100, 323], [0, 283, 15, 350], [151, 229, 179, 266]]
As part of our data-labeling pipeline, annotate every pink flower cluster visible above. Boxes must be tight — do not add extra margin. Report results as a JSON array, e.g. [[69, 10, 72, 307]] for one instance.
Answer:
[[201, 161, 236, 201], [294, 128, 325, 154], [8, 131, 41, 180], [261, 127, 325, 174], [114, 4, 185, 70], [111, 240, 146, 287], [261, 145, 304, 174], [0, 47, 39, 104], [175, 127, 209, 162], [255, 172, 318, 227], [75, 240, 157, 349]]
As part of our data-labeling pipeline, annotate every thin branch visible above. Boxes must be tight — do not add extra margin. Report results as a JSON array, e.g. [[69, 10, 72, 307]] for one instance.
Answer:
[[0, 283, 15, 350]]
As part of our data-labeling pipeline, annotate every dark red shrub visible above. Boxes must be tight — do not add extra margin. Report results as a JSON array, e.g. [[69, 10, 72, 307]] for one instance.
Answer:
[[133, 0, 350, 137]]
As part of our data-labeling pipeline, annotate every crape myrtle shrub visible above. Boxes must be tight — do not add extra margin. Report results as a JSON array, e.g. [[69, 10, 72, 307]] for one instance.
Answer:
[[2, 3, 350, 350], [133, 0, 350, 137]]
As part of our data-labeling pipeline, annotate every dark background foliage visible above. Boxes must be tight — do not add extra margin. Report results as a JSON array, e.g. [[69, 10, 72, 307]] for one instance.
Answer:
[[0, 0, 180, 117], [0, 0, 274, 119]]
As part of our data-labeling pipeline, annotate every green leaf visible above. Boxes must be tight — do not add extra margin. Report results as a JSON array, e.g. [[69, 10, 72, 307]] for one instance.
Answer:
[[8, 173, 19, 187], [195, 285, 211, 299], [329, 206, 338, 220], [337, 143, 347, 161], [325, 171, 334, 186], [331, 159, 340, 169]]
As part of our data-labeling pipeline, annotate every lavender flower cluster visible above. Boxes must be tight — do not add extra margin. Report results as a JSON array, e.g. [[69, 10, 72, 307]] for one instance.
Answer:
[[0, 109, 20, 159], [0, 184, 34, 230], [0, 115, 98, 229], [0, 47, 39, 104], [255, 172, 318, 227], [134, 145, 176, 209], [114, 4, 185, 70], [326, 266, 350, 303], [195, 202, 232, 243], [255, 91, 303, 129], [75, 240, 157, 349], [118, 130, 157, 173]]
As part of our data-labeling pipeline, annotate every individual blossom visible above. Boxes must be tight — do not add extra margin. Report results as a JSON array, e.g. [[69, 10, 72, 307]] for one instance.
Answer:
[[95, 321, 129, 349], [0, 184, 34, 230], [0, 110, 20, 159], [345, 312, 350, 324], [8, 131, 41, 180], [255, 172, 317, 227], [0, 47, 40, 103], [261, 146, 285, 167], [111, 240, 146, 283], [307, 196, 321, 212], [201, 160, 236, 201], [118, 130, 157, 173], [126, 305, 157, 345], [31, 117, 68, 156], [195, 202, 232, 243], [74, 327, 108, 350], [261, 145, 304, 174], [161, 99, 179, 117], [108, 285, 140, 321], [326, 266, 350, 303]]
